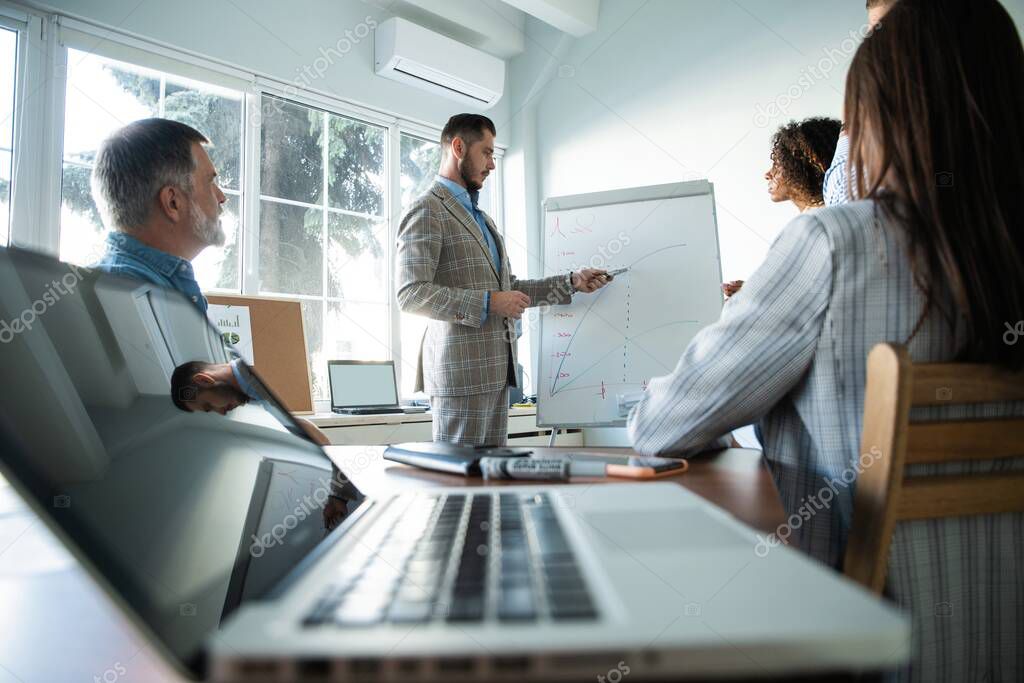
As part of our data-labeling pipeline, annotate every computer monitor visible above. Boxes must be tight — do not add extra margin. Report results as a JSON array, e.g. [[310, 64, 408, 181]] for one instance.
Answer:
[[327, 360, 400, 409]]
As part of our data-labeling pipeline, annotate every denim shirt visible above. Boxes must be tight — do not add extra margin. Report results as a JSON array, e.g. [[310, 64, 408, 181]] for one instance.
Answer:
[[93, 232, 208, 313]]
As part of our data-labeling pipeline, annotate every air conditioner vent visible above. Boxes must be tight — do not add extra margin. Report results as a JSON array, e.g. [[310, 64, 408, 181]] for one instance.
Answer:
[[374, 17, 505, 108]]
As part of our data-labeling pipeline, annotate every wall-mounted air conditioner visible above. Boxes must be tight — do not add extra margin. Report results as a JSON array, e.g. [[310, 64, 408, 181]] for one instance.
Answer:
[[374, 17, 505, 108]]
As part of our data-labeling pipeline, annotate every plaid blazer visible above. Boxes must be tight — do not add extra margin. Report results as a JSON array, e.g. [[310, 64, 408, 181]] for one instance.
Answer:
[[628, 200, 1024, 682], [396, 181, 573, 396]]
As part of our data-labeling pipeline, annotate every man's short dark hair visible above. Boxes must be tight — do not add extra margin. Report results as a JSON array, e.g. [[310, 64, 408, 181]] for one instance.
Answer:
[[170, 360, 214, 412], [91, 118, 208, 232], [866, 0, 896, 8], [440, 114, 496, 155]]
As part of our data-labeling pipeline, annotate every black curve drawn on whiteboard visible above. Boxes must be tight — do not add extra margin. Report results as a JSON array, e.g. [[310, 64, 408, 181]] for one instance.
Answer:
[[549, 243, 689, 396], [550, 319, 700, 396]]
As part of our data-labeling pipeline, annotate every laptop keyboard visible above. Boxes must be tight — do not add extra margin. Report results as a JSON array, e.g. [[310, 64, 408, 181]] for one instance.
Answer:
[[303, 492, 598, 627]]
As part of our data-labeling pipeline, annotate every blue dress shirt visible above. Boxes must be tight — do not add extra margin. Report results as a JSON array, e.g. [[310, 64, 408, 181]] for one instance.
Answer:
[[92, 232, 208, 313], [436, 175, 501, 321]]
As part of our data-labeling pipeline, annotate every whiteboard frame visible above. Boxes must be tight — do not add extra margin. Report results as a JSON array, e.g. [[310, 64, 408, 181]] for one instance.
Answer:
[[536, 179, 722, 429]]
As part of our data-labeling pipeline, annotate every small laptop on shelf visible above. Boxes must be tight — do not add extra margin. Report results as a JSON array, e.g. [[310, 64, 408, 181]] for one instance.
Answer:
[[328, 359, 427, 415]]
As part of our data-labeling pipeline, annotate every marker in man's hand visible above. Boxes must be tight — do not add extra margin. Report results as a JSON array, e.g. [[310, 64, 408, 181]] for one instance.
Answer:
[[606, 267, 630, 280]]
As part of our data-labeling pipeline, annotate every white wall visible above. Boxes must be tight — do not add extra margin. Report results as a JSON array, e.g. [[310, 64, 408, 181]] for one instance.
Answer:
[[506, 0, 1024, 444], [518, 1, 837, 278], [31, 0, 511, 130], [519, 0, 1024, 277]]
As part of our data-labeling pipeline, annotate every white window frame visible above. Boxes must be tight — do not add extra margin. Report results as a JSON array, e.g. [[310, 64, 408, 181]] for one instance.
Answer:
[[6, 6, 64, 255], [0, 10, 22, 247]]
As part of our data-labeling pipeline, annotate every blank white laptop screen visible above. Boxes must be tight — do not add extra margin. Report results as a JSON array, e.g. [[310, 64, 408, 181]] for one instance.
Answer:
[[329, 361, 399, 408]]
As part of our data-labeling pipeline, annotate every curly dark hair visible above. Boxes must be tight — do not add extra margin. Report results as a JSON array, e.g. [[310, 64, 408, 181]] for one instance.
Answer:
[[769, 117, 843, 206]]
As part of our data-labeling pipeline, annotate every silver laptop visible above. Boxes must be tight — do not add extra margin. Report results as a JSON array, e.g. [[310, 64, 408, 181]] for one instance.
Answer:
[[0, 247, 908, 681], [328, 359, 427, 415]]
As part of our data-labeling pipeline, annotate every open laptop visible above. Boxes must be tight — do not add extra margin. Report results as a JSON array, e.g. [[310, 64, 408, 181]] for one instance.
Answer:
[[328, 359, 427, 415], [0, 247, 909, 681]]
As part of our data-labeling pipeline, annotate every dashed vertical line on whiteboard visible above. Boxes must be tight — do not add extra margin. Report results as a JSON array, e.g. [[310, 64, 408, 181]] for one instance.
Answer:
[[623, 277, 631, 383]]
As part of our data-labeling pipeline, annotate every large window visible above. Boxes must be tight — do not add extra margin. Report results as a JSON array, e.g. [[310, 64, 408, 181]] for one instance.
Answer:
[[259, 95, 388, 400], [23, 36, 503, 406], [0, 27, 17, 247], [58, 49, 244, 291]]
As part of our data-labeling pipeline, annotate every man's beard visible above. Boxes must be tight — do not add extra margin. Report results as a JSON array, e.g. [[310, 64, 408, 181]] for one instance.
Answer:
[[458, 157, 483, 192], [191, 198, 225, 247]]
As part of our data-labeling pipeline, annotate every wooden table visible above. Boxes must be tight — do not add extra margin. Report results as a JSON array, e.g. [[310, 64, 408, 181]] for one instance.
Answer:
[[331, 446, 785, 535], [0, 446, 784, 682]]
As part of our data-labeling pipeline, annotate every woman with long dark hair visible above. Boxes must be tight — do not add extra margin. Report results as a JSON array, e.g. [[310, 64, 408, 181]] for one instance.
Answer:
[[629, 1, 1023, 679]]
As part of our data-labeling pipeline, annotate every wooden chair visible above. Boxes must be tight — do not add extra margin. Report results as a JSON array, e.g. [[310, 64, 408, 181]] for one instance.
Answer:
[[843, 343, 1024, 593]]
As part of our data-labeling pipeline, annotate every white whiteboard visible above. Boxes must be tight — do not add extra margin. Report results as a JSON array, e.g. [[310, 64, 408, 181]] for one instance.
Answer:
[[537, 181, 722, 427]]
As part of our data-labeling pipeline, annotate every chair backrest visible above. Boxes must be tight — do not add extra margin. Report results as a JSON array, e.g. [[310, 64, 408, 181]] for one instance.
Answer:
[[843, 343, 1024, 593]]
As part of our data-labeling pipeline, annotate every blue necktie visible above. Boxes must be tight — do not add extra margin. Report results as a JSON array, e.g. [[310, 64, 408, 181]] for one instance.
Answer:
[[468, 189, 500, 274]]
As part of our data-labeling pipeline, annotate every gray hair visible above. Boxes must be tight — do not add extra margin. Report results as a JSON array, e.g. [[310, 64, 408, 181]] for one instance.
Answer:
[[91, 118, 208, 233]]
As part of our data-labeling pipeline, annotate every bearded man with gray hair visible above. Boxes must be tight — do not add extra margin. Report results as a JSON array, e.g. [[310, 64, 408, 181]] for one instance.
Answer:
[[91, 118, 226, 313]]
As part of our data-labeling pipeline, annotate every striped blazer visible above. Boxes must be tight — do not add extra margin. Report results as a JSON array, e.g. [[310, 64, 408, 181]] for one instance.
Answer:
[[628, 200, 1023, 682], [396, 181, 573, 396]]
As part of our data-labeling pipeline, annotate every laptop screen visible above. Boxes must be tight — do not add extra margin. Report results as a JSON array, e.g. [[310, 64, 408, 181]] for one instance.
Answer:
[[0, 248, 362, 677], [329, 360, 399, 408]]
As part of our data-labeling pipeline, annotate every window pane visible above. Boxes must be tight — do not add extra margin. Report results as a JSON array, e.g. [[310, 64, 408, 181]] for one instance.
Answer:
[[326, 300, 390, 362], [327, 212, 386, 301], [260, 96, 322, 204], [400, 134, 440, 209], [63, 51, 159, 164], [307, 301, 391, 402], [301, 299, 325, 400], [258, 200, 322, 295], [477, 171, 497, 221], [193, 193, 241, 291], [327, 114, 384, 215], [165, 81, 242, 190], [60, 162, 107, 265]]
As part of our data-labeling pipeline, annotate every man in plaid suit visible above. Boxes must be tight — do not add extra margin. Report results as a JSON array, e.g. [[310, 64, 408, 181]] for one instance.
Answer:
[[397, 114, 608, 445]]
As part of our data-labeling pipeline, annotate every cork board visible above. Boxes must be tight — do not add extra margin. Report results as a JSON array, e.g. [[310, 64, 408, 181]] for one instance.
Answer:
[[206, 294, 314, 414]]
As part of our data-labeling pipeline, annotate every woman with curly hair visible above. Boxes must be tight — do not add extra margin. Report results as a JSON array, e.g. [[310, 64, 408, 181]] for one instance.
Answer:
[[723, 117, 842, 299], [765, 117, 843, 211]]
